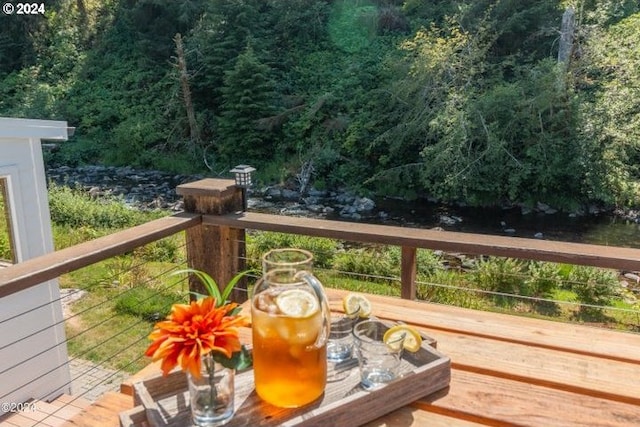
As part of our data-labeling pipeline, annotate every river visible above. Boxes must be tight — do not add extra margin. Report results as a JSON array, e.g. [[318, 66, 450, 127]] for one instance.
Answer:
[[368, 198, 640, 249], [45, 165, 640, 249]]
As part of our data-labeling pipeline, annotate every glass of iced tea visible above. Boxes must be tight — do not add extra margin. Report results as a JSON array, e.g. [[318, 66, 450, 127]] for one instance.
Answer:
[[251, 249, 330, 408]]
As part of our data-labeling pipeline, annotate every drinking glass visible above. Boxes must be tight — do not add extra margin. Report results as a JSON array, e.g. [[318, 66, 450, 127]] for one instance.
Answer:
[[327, 313, 356, 362], [352, 320, 403, 390]]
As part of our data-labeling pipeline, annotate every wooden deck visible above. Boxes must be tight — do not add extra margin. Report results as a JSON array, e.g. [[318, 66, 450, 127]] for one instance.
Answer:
[[51, 288, 640, 427], [0, 395, 91, 427]]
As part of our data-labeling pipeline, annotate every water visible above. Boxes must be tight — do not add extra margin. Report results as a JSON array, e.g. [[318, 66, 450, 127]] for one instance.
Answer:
[[370, 198, 640, 249], [327, 341, 353, 362], [360, 368, 397, 390]]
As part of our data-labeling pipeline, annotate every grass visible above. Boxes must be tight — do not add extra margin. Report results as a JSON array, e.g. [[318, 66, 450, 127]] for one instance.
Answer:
[[62, 257, 188, 373], [66, 287, 152, 373]]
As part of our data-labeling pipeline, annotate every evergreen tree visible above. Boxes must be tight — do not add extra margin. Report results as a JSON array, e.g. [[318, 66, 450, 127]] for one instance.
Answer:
[[217, 44, 277, 163]]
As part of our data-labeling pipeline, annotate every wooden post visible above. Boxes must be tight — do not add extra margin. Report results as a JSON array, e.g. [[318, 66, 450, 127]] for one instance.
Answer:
[[401, 246, 417, 300], [176, 179, 248, 303]]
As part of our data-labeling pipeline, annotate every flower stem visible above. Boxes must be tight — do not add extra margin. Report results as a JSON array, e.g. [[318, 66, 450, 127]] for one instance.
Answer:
[[203, 353, 217, 410]]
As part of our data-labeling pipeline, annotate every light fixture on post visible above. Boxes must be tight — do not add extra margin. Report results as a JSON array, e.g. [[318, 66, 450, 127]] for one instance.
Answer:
[[230, 164, 255, 211]]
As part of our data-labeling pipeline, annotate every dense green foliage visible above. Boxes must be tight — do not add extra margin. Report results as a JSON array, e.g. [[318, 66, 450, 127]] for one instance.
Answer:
[[1, 0, 639, 209]]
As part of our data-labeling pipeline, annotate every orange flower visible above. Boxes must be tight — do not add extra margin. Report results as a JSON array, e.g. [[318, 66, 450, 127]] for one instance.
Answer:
[[145, 296, 249, 378]]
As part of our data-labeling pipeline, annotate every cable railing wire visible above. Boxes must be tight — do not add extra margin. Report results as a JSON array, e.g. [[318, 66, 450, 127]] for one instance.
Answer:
[[234, 233, 639, 322], [0, 258, 186, 354], [0, 238, 188, 327], [34, 335, 152, 426], [0, 289, 154, 401], [0, 255, 189, 398]]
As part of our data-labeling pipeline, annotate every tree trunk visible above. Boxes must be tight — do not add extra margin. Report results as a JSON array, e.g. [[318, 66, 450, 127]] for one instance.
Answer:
[[174, 33, 201, 155], [558, 7, 575, 65]]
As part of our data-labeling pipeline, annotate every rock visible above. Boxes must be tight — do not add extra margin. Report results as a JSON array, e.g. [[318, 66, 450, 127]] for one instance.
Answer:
[[439, 215, 457, 226], [281, 189, 300, 200], [279, 204, 308, 216], [60, 288, 87, 316], [622, 272, 640, 284], [335, 191, 355, 205], [88, 186, 101, 198], [263, 187, 282, 199], [340, 205, 357, 215], [303, 196, 320, 206], [504, 228, 516, 234], [353, 197, 375, 212], [534, 232, 544, 239], [536, 202, 557, 214], [247, 199, 275, 210], [307, 188, 328, 197], [306, 204, 325, 213]]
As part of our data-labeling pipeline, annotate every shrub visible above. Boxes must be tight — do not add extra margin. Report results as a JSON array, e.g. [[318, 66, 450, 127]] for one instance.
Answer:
[[417, 269, 486, 310], [246, 232, 338, 269], [524, 261, 562, 298], [114, 287, 183, 322], [473, 257, 525, 305], [332, 247, 399, 280], [136, 236, 184, 263], [48, 183, 164, 229], [564, 266, 620, 318], [0, 193, 11, 260]]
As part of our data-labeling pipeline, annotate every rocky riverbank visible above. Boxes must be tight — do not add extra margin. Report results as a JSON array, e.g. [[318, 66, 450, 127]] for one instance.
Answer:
[[45, 165, 639, 241], [45, 165, 382, 221], [44, 164, 640, 295]]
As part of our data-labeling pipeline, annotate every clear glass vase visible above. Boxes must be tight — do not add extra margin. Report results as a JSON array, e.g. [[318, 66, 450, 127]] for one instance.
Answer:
[[187, 354, 235, 427]]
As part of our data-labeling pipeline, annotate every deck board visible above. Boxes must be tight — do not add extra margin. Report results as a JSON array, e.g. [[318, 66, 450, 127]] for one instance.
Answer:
[[0, 395, 90, 427], [63, 392, 132, 427], [420, 328, 640, 405], [326, 288, 640, 364], [414, 369, 640, 427], [364, 405, 486, 427]]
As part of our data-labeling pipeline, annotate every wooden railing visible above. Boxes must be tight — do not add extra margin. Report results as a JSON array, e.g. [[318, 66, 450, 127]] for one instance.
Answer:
[[204, 211, 640, 300], [2, 178, 640, 303]]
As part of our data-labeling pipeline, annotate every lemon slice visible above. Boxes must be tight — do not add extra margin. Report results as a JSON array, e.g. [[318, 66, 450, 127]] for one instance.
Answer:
[[276, 289, 319, 318], [383, 325, 423, 352], [342, 293, 372, 318]]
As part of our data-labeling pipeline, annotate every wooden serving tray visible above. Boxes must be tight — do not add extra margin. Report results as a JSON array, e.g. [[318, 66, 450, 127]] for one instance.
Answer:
[[120, 335, 450, 427]]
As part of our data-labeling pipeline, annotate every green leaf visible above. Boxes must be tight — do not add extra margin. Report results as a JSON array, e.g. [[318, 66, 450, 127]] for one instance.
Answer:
[[172, 268, 222, 303], [173, 268, 259, 307], [220, 270, 256, 304], [213, 345, 253, 371]]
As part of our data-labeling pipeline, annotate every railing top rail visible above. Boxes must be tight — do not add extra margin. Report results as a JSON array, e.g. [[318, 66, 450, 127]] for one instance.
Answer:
[[0, 213, 200, 298], [1, 208, 638, 299], [204, 212, 640, 271]]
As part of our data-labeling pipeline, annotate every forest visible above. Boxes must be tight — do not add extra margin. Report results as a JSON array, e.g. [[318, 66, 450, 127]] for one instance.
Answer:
[[1, 0, 639, 211]]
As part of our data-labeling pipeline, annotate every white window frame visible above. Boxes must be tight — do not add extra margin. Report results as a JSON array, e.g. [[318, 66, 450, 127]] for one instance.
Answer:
[[0, 118, 72, 407]]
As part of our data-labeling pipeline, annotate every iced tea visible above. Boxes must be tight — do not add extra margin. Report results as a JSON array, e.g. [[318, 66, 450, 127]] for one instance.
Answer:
[[251, 287, 327, 407]]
